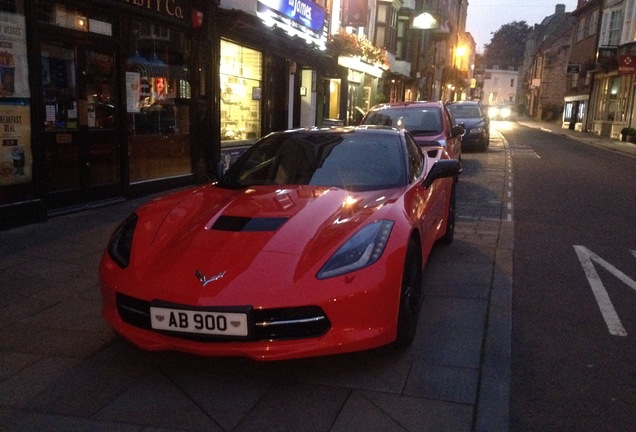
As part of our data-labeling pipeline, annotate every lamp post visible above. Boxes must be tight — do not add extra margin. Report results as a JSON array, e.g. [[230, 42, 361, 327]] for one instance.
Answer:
[[411, 11, 439, 100]]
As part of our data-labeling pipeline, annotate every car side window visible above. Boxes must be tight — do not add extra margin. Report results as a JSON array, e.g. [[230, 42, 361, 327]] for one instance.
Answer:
[[445, 106, 458, 126], [405, 134, 424, 181]]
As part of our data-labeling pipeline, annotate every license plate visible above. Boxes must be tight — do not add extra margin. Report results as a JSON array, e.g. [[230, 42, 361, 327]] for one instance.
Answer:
[[150, 307, 248, 337]]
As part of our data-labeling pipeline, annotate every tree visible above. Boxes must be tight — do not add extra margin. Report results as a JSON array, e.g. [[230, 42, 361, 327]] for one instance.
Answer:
[[483, 21, 531, 69]]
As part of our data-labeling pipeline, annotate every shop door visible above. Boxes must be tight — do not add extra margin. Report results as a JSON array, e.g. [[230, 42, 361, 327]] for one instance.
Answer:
[[42, 41, 121, 207]]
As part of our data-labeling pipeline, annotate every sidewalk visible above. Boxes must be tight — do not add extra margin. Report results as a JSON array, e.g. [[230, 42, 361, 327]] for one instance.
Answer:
[[516, 117, 636, 158]]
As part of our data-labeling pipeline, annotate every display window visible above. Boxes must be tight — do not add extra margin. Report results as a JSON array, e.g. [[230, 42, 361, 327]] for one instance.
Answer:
[[126, 20, 191, 183], [0, 0, 33, 205], [220, 40, 262, 146]]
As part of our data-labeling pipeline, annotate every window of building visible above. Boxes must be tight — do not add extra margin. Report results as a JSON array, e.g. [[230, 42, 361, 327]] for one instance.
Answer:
[[375, 1, 397, 52], [596, 76, 623, 122], [571, 73, 579, 88], [588, 10, 599, 36], [577, 17, 586, 41], [396, 16, 410, 60], [588, 10, 599, 35], [125, 20, 191, 183], [220, 40, 262, 145], [600, 7, 622, 46]]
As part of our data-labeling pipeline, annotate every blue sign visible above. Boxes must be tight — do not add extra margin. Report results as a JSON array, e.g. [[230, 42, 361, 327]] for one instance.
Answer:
[[257, 0, 326, 34]]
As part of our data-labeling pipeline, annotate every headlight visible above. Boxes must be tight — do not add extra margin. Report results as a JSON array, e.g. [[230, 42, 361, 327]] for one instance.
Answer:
[[501, 107, 511, 118], [317, 220, 393, 279], [488, 107, 498, 117], [468, 127, 483, 134], [107, 213, 138, 268]]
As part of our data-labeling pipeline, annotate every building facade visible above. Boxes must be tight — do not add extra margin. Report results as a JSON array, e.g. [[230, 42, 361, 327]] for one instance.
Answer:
[[521, 4, 574, 120], [0, 0, 471, 229], [1, 0, 219, 228], [482, 68, 518, 106], [563, 0, 602, 131]]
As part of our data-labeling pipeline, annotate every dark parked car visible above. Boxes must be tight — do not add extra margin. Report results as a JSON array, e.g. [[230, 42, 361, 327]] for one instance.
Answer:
[[446, 101, 490, 152], [360, 101, 464, 161]]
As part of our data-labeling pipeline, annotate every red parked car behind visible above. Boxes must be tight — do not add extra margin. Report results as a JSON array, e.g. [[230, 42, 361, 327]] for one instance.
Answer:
[[359, 101, 464, 161]]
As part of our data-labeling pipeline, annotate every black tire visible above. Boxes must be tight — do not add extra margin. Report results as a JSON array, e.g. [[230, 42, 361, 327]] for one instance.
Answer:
[[478, 137, 489, 152], [395, 239, 423, 349], [438, 182, 456, 245]]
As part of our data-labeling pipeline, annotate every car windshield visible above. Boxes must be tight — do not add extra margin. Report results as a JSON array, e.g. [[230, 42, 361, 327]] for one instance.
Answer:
[[448, 105, 482, 119], [220, 132, 407, 192], [361, 108, 442, 135]]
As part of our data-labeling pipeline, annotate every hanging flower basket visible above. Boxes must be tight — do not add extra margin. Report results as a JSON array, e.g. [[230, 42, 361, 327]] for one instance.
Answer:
[[327, 30, 389, 68]]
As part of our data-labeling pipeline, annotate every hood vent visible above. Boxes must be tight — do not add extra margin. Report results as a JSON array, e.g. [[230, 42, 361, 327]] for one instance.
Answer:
[[211, 215, 288, 232]]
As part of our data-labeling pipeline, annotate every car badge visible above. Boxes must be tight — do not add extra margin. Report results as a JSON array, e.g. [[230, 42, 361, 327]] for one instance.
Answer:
[[195, 269, 226, 287]]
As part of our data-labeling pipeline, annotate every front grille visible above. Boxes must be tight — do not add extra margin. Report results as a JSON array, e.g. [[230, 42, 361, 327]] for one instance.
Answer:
[[116, 293, 331, 342]]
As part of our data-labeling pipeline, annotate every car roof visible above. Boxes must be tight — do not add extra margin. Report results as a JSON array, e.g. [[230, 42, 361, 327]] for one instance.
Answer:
[[447, 101, 481, 105], [367, 101, 443, 111], [271, 125, 408, 137]]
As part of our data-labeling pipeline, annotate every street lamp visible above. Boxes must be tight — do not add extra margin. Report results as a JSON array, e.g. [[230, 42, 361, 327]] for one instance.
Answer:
[[411, 11, 440, 99], [412, 12, 438, 30]]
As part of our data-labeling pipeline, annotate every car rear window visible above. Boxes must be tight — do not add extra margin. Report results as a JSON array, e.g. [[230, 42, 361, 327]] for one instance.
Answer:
[[448, 105, 482, 118], [361, 108, 442, 135]]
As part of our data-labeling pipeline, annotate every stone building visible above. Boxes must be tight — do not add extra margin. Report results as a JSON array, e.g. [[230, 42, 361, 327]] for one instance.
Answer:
[[520, 4, 574, 120]]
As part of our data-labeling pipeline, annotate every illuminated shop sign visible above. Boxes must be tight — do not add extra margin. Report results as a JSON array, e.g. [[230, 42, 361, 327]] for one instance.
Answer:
[[257, 0, 327, 49]]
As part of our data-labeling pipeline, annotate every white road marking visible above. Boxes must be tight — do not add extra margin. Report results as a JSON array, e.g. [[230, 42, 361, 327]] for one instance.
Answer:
[[574, 245, 636, 337]]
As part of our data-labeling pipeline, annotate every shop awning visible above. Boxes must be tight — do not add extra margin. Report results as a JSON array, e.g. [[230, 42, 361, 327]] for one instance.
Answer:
[[127, 54, 188, 79]]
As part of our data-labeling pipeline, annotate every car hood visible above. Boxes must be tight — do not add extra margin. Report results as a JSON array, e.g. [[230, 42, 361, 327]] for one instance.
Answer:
[[126, 185, 402, 305]]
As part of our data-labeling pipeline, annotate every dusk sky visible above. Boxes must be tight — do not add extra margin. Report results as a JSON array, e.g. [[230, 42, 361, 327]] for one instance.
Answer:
[[466, 0, 579, 53]]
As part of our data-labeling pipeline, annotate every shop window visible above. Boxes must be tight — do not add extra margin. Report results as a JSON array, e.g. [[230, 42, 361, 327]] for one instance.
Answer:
[[220, 40, 262, 145], [36, 0, 111, 34], [0, 2, 33, 202], [125, 20, 191, 183], [577, 102, 586, 122], [324, 78, 341, 121], [563, 102, 574, 122]]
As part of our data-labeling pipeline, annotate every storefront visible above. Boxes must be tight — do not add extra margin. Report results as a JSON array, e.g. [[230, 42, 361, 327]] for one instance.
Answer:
[[562, 95, 588, 131], [0, 0, 345, 228], [0, 0, 215, 228], [216, 0, 335, 168], [588, 44, 636, 139]]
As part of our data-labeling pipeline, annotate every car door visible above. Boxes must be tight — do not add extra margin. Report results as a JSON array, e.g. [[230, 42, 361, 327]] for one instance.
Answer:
[[443, 106, 462, 161]]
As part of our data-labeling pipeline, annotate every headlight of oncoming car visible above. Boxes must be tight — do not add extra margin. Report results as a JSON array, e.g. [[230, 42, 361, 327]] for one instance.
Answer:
[[317, 220, 394, 279], [107, 213, 138, 268]]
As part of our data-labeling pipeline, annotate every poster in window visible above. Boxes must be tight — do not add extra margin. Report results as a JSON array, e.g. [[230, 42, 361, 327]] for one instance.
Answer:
[[126, 72, 141, 112], [0, 12, 30, 98], [0, 104, 31, 185]]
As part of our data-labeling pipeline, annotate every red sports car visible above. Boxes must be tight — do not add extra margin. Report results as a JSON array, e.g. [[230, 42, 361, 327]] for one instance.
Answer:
[[99, 127, 461, 361]]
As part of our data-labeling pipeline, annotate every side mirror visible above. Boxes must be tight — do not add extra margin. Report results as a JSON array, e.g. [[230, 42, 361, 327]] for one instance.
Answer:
[[451, 125, 465, 137], [423, 160, 462, 188]]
